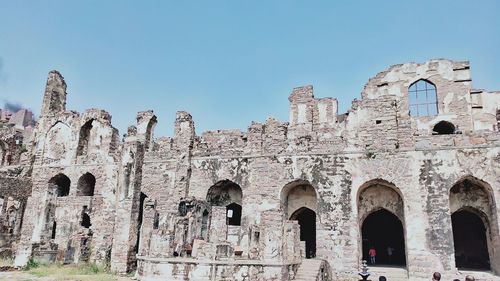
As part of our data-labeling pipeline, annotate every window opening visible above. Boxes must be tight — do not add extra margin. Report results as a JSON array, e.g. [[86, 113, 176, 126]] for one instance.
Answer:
[[409, 80, 438, 117]]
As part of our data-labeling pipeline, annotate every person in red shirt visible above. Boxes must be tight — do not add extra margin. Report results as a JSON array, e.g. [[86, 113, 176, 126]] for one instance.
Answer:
[[368, 246, 377, 264]]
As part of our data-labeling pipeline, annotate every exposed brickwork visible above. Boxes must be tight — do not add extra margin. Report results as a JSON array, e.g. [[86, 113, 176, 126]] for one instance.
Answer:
[[0, 59, 498, 281]]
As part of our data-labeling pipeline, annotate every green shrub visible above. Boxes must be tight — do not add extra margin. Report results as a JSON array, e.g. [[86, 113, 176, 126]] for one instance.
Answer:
[[24, 258, 40, 270]]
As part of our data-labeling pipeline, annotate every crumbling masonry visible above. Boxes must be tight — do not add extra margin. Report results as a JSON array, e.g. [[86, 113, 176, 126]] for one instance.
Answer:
[[1, 59, 499, 280]]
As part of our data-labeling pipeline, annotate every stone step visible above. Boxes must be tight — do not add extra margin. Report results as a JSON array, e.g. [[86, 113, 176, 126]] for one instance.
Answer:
[[367, 266, 409, 281], [293, 259, 324, 281]]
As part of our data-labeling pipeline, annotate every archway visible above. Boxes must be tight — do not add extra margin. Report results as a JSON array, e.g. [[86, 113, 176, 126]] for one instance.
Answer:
[[281, 180, 317, 258], [76, 119, 94, 157], [449, 177, 497, 272], [48, 174, 71, 197], [358, 180, 407, 267], [290, 207, 316, 259], [452, 210, 490, 270], [362, 209, 406, 266], [77, 173, 96, 196], [226, 202, 242, 226], [206, 180, 243, 226]]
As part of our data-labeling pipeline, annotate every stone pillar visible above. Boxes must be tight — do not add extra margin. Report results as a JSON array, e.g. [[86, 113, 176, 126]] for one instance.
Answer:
[[110, 111, 156, 273], [138, 198, 156, 256], [171, 111, 195, 206], [261, 210, 283, 261], [209, 206, 227, 243], [41, 71, 67, 117]]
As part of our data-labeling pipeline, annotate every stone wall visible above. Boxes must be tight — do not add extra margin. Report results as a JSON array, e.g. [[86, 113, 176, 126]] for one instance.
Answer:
[[6, 59, 500, 281]]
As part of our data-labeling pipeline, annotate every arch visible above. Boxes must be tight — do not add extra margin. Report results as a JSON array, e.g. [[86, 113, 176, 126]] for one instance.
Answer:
[[433, 121, 455, 135], [449, 176, 498, 272], [451, 209, 490, 270], [408, 79, 438, 117], [357, 179, 405, 223], [48, 173, 71, 197], [144, 116, 157, 151], [281, 180, 318, 258], [206, 180, 243, 226], [76, 119, 94, 157], [290, 207, 316, 259], [362, 209, 406, 266], [226, 202, 242, 226], [43, 121, 72, 163], [358, 179, 407, 268], [280, 179, 317, 218], [76, 173, 96, 196]]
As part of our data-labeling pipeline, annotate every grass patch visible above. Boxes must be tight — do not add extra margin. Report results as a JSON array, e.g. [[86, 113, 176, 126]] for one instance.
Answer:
[[0, 257, 14, 267], [26, 262, 120, 281]]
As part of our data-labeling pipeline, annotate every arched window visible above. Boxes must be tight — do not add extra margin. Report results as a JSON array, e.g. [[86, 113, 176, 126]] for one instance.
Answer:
[[77, 173, 96, 196], [206, 180, 243, 226], [408, 80, 438, 117], [49, 174, 71, 197], [76, 119, 94, 157], [433, 121, 455, 135]]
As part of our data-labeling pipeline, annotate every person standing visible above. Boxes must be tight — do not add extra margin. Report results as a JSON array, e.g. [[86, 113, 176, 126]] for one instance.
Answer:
[[369, 246, 377, 265], [387, 246, 394, 264]]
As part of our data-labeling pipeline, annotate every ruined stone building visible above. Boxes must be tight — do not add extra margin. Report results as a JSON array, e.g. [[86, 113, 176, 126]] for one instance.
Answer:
[[1, 59, 499, 280]]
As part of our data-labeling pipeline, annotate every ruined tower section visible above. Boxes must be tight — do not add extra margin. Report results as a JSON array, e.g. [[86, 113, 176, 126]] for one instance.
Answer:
[[172, 111, 195, 202], [110, 111, 157, 273], [287, 85, 340, 152], [41, 70, 67, 117], [15, 71, 121, 268]]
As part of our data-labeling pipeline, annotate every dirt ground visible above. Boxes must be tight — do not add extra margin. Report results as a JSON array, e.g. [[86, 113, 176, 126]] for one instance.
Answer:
[[0, 270, 134, 281]]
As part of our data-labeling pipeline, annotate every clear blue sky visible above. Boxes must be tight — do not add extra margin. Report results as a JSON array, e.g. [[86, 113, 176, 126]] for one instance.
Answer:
[[1, 1, 499, 137]]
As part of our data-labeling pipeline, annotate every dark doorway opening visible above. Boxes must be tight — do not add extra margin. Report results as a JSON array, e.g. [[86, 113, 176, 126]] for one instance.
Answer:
[[290, 207, 316, 259], [81, 213, 91, 228], [134, 192, 147, 255], [362, 209, 406, 266], [452, 210, 490, 270], [51, 221, 57, 239], [226, 203, 242, 226]]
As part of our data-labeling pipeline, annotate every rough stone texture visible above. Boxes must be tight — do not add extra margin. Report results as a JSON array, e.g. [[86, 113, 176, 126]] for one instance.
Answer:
[[2, 59, 499, 281]]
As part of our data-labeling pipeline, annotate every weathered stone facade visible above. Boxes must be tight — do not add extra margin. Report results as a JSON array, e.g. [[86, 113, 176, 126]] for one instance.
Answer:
[[1, 59, 499, 280]]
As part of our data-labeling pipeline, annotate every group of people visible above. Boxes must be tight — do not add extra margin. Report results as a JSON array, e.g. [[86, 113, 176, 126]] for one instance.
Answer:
[[376, 271, 476, 281], [368, 245, 394, 265]]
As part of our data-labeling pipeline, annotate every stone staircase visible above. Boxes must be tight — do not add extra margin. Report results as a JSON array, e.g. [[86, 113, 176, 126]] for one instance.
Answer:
[[294, 259, 324, 281], [368, 266, 408, 281]]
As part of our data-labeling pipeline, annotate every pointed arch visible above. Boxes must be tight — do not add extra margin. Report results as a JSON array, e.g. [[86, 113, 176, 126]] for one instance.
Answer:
[[206, 180, 243, 226], [43, 121, 72, 163], [280, 179, 317, 218], [408, 79, 438, 116], [449, 176, 498, 271], [281, 180, 318, 258], [76, 119, 94, 157], [358, 179, 407, 268], [361, 208, 406, 266]]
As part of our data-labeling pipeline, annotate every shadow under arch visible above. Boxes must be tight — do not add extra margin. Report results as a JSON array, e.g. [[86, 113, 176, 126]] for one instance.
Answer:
[[280, 179, 318, 218], [357, 179, 407, 268], [449, 176, 498, 272], [290, 206, 316, 259], [206, 179, 243, 226], [281, 179, 318, 258], [48, 173, 71, 197], [361, 208, 406, 266]]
